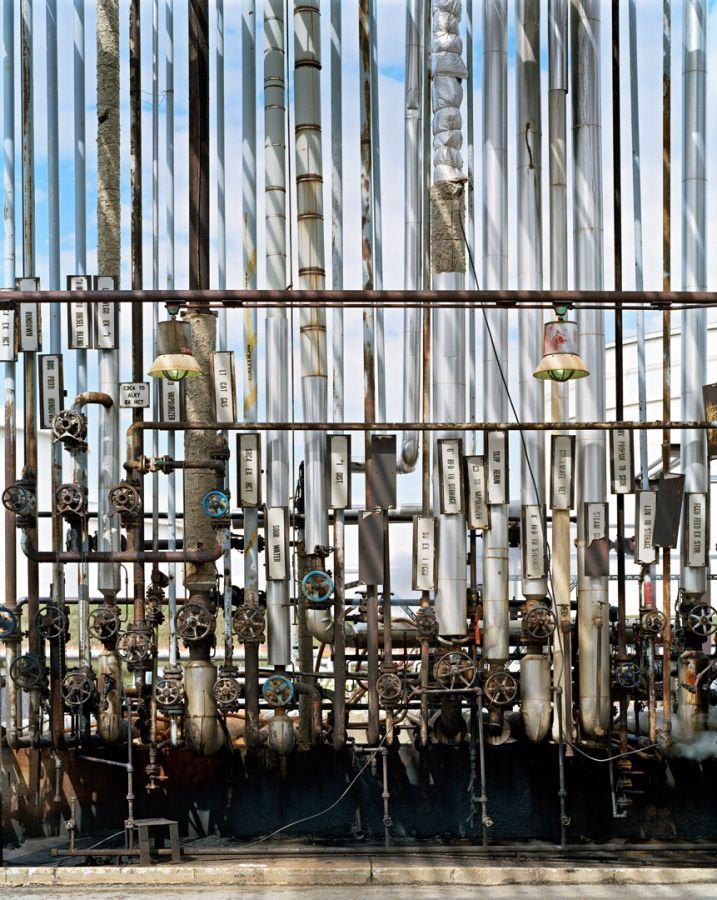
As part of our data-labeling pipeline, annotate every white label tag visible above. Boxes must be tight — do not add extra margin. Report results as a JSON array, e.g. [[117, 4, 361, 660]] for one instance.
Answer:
[[686, 492, 708, 567], [412, 516, 436, 591], [551, 434, 574, 510], [587, 502, 607, 543], [67, 276, 93, 349], [636, 491, 657, 565], [486, 431, 508, 504], [94, 276, 118, 349], [438, 438, 463, 514], [161, 379, 183, 422], [265, 506, 288, 580], [238, 433, 261, 507], [328, 434, 351, 510], [39, 354, 64, 429], [119, 382, 150, 408], [18, 303, 41, 351], [611, 429, 633, 494], [0, 308, 15, 360], [464, 455, 489, 530], [523, 504, 546, 579], [211, 351, 237, 423]]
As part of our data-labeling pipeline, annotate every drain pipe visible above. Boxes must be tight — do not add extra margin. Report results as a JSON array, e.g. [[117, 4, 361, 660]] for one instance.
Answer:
[[482, 0, 509, 662], [517, 0, 549, 744], [572, 0, 609, 739], [431, 0, 467, 638]]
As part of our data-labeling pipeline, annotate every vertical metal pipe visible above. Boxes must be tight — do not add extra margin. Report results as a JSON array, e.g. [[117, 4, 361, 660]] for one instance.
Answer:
[[369, 0, 385, 424], [466, 0, 475, 450], [482, 0, 509, 663], [572, 0, 609, 739]]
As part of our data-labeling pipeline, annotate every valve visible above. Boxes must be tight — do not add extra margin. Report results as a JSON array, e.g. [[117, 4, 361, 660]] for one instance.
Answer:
[[52, 410, 87, 446], [522, 605, 556, 641], [176, 602, 215, 643], [686, 604, 717, 639], [483, 669, 519, 706], [301, 570, 334, 604], [202, 489, 230, 519], [61, 668, 95, 707], [0, 606, 19, 639], [415, 608, 438, 641], [2, 483, 36, 519], [108, 482, 142, 518], [232, 605, 266, 643], [154, 677, 184, 709], [117, 629, 153, 666], [376, 672, 403, 708], [35, 604, 68, 640], [640, 609, 666, 638], [214, 669, 242, 710], [9, 653, 45, 690], [434, 651, 476, 690], [615, 661, 642, 690], [262, 673, 295, 708], [55, 483, 87, 519], [89, 607, 121, 642]]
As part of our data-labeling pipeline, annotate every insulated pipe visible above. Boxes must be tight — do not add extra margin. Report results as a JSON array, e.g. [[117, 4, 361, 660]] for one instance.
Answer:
[[431, 0, 467, 637], [572, 0, 609, 739], [516, 0, 546, 601], [264, 0, 291, 667], [482, 0, 509, 662], [399, 0, 423, 474], [679, 0, 707, 601], [295, 0, 328, 555], [369, 0, 385, 425]]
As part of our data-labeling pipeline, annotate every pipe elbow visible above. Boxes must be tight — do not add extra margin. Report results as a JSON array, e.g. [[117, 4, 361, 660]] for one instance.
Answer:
[[306, 606, 334, 644], [397, 434, 419, 473]]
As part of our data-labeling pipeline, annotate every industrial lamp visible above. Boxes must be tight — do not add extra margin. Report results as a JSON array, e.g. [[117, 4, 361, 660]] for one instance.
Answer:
[[148, 319, 202, 381], [532, 313, 589, 383]]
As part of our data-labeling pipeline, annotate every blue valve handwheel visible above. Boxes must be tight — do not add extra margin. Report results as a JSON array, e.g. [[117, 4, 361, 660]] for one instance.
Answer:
[[301, 570, 334, 603], [262, 673, 295, 707], [202, 489, 230, 518]]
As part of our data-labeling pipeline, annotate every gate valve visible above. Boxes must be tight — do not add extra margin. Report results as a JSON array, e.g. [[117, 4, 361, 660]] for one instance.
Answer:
[[415, 608, 438, 641], [108, 481, 142, 518], [0, 606, 19, 640], [301, 570, 334, 605], [154, 677, 184, 710], [262, 673, 295, 708], [35, 604, 69, 640], [10, 653, 45, 690], [522, 605, 556, 641], [89, 607, 121, 641], [61, 668, 95, 708], [483, 669, 519, 706], [615, 661, 642, 690], [214, 667, 242, 709], [434, 651, 477, 691], [686, 604, 717, 639], [2, 482, 36, 522], [640, 609, 666, 638], [56, 483, 87, 519], [176, 602, 215, 643], [232, 605, 266, 644], [202, 489, 231, 519], [51, 410, 87, 446], [117, 627, 153, 667], [376, 672, 404, 708]]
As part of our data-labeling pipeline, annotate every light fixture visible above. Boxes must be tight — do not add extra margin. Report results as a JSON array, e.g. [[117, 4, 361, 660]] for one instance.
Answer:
[[148, 319, 202, 381], [533, 316, 589, 382]]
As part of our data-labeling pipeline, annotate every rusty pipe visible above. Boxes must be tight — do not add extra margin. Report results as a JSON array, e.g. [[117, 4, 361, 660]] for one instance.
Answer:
[[296, 681, 323, 747], [20, 530, 222, 564]]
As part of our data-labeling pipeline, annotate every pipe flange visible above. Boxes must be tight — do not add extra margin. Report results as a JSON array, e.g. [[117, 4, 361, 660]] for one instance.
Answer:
[[117, 628, 153, 667], [640, 609, 666, 638], [176, 602, 215, 643], [214, 674, 242, 710], [686, 604, 717, 639], [2, 483, 36, 519], [522, 605, 555, 641], [35, 604, 69, 640], [52, 410, 87, 446], [89, 607, 121, 642], [154, 677, 184, 710], [376, 672, 404, 708], [415, 608, 438, 641], [61, 668, 96, 708], [202, 489, 231, 520], [0, 606, 19, 640], [9, 653, 45, 690], [232, 606, 266, 644], [262, 673, 295, 708], [434, 651, 476, 690], [615, 661, 643, 690], [108, 481, 142, 518], [483, 669, 519, 707], [301, 570, 334, 605], [55, 483, 87, 519]]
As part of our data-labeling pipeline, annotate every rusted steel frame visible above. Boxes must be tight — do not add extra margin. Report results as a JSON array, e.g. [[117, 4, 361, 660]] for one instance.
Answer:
[[661, 0, 672, 742], [20, 532, 222, 564]]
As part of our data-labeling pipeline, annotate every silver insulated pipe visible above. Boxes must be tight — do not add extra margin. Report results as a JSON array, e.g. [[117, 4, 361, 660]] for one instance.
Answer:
[[572, 0, 609, 739], [679, 0, 707, 600], [482, 0, 509, 662]]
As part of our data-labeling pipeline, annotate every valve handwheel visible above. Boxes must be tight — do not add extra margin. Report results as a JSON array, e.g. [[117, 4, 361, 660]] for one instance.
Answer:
[[214, 676, 241, 707], [615, 661, 642, 690], [301, 570, 334, 604], [117, 630, 152, 664], [0, 606, 19, 639], [202, 489, 230, 518], [62, 669, 94, 707], [36, 604, 67, 640], [2, 484, 34, 515], [640, 609, 666, 637], [176, 602, 214, 642], [376, 672, 404, 706], [155, 678, 183, 707], [686, 604, 717, 639], [89, 607, 120, 641], [434, 651, 476, 690], [483, 669, 518, 706], [10, 654, 44, 690], [262, 674, 295, 707], [232, 606, 266, 643], [523, 606, 555, 641]]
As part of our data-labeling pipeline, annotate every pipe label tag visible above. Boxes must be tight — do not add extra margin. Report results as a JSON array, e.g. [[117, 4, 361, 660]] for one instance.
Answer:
[[412, 515, 436, 591], [550, 434, 575, 510], [438, 438, 463, 514], [328, 434, 351, 510], [67, 275, 94, 349], [635, 490, 658, 565], [486, 431, 509, 504], [16, 279, 41, 352], [94, 275, 119, 349], [610, 428, 634, 494], [522, 504, 546, 579], [464, 455, 489, 530], [161, 379, 184, 422], [265, 506, 289, 580], [0, 308, 16, 361], [358, 509, 384, 586], [685, 492, 708, 568], [39, 355, 64, 430], [237, 433, 262, 507], [210, 351, 237, 423], [584, 502, 610, 577], [119, 382, 150, 407]]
